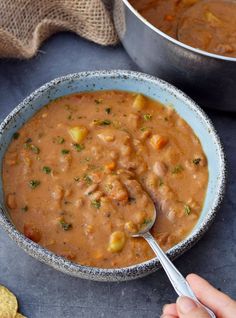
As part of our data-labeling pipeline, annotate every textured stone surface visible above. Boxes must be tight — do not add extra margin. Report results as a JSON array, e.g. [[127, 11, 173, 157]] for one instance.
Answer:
[[0, 33, 235, 318]]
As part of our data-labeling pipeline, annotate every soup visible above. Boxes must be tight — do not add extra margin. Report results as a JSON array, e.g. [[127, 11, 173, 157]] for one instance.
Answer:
[[129, 0, 236, 57], [3, 90, 208, 268]]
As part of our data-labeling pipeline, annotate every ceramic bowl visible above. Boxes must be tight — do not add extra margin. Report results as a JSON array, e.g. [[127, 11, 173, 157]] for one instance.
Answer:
[[0, 70, 226, 281]]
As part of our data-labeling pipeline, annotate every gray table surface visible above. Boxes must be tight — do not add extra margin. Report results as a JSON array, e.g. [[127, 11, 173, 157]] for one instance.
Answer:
[[0, 33, 235, 318]]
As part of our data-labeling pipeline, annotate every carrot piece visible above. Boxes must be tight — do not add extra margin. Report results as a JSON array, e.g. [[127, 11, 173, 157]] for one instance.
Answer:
[[150, 135, 168, 150], [105, 161, 116, 171], [165, 15, 174, 21]]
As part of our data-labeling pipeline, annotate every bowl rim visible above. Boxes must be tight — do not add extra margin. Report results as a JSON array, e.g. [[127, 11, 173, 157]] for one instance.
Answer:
[[120, 0, 236, 62], [0, 70, 226, 281]]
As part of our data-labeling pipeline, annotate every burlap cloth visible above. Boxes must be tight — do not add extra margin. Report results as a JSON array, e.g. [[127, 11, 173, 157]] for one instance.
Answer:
[[0, 0, 118, 59]]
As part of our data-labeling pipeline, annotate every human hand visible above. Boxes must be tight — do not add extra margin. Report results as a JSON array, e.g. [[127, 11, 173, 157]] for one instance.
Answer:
[[161, 274, 236, 318]]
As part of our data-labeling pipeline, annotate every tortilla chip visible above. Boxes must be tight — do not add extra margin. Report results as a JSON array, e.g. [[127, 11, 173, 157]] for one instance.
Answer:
[[15, 313, 27, 318], [0, 285, 18, 318]]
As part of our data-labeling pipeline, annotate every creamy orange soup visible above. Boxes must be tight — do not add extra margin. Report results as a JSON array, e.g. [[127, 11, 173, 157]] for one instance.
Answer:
[[130, 0, 236, 57], [3, 91, 208, 268]]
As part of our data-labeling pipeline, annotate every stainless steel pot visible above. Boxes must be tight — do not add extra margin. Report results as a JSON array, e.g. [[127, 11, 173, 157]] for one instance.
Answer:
[[113, 0, 236, 111]]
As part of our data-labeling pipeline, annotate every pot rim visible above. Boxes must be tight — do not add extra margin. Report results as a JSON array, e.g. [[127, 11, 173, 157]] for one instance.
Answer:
[[0, 70, 226, 281], [120, 0, 236, 62]]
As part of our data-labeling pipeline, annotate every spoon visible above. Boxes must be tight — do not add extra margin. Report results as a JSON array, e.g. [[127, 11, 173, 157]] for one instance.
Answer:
[[132, 202, 216, 318]]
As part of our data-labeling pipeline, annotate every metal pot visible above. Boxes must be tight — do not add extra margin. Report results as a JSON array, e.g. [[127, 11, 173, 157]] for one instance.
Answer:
[[113, 0, 236, 111]]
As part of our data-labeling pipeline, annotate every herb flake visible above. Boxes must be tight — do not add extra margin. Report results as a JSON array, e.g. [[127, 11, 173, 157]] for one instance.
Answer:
[[91, 199, 101, 209], [43, 166, 51, 174], [143, 113, 152, 121], [61, 149, 70, 155], [172, 165, 184, 174], [73, 143, 85, 152], [21, 205, 28, 212], [193, 158, 201, 165], [29, 180, 40, 189], [184, 204, 191, 215], [93, 119, 112, 126], [60, 219, 72, 231], [83, 174, 93, 185], [29, 144, 40, 154], [55, 136, 65, 144], [94, 99, 103, 104]]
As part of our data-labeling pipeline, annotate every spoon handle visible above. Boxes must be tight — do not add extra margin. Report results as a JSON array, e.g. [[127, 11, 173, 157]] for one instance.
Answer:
[[143, 231, 216, 318]]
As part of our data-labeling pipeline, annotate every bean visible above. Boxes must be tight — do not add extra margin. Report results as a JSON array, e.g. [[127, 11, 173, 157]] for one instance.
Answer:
[[153, 161, 168, 177]]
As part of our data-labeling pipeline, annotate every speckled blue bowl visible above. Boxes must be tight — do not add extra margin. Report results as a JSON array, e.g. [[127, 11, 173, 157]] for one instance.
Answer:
[[0, 70, 225, 281]]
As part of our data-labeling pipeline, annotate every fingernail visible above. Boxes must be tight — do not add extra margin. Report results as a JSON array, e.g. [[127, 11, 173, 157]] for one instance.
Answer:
[[162, 304, 168, 313], [177, 296, 197, 314]]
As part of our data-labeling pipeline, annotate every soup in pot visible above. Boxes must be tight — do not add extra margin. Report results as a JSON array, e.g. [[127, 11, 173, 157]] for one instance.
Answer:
[[129, 0, 236, 57]]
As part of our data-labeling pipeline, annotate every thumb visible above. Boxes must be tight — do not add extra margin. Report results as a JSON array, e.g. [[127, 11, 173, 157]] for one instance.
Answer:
[[177, 296, 211, 318]]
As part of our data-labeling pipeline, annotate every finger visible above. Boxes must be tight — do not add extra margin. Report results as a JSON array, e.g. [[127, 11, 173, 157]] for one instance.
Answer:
[[160, 315, 178, 318], [162, 303, 178, 316], [187, 273, 236, 317], [177, 296, 211, 318]]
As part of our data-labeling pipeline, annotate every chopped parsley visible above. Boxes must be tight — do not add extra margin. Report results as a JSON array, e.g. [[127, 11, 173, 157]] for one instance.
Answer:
[[193, 158, 201, 165], [105, 107, 111, 114], [13, 132, 20, 140], [172, 165, 184, 174], [61, 149, 70, 155], [74, 176, 80, 182], [42, 166, 51, 174], [159, 179, 164, 186], [60, 219, 72, 231], [73, 143, 85, 152], [23, 139, 40, 154], [104, 183, 113, 192], [83, 174, 93, 185], [94, 99, 103, 104], [29, 180, 40, 189], [140, 127, 148, 132], [21, 205, 28, 212], [91, 199, 101, 209], [55, 136, 65, 144], [29, 144, 40, 154], [93, 119, 112, 126], [184, 204, 191, 215], [143, 113, 152, 121]]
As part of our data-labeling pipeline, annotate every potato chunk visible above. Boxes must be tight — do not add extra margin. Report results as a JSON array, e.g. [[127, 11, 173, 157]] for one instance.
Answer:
[[132, 94, 146, 111], [68, 126, 88, 143], [107, 231, 126, 253]]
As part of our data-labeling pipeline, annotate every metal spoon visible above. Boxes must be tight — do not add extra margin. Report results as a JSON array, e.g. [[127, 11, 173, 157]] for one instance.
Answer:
[[132, 203, 216, 318]]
